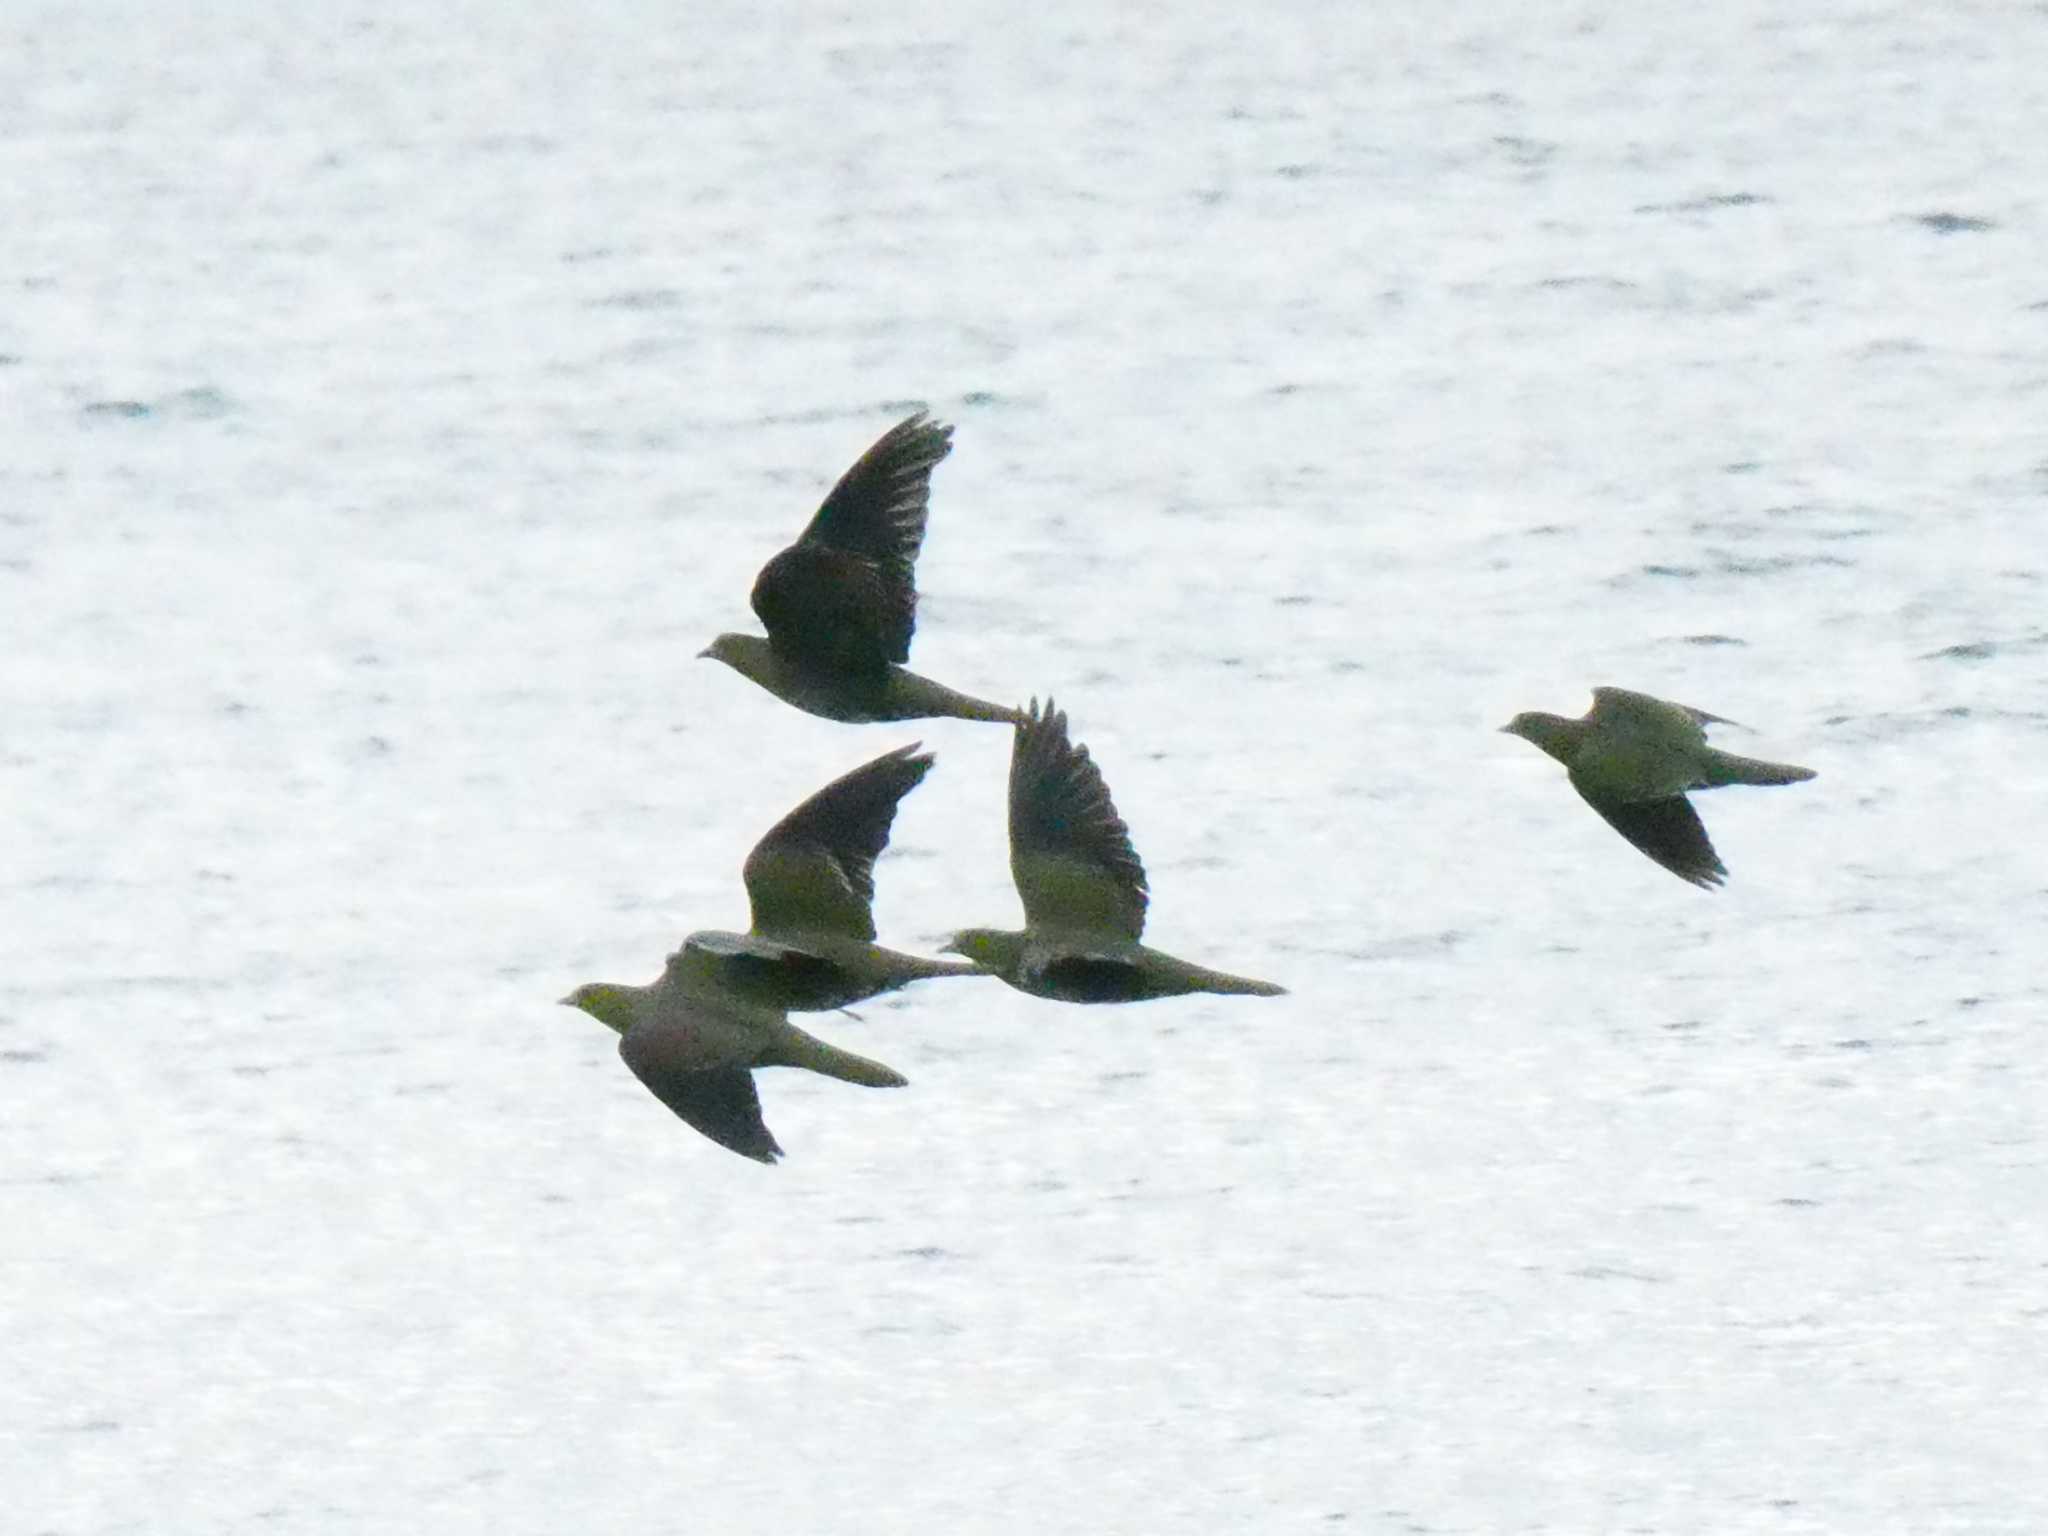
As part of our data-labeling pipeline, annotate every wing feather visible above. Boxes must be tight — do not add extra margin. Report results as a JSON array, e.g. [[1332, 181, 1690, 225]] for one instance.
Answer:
[[1571, 778, 1729, 889], [1007, 699, 1149, 941], [1589, 685, 1735, 740], [617, 1038, 783, 1163], [750, 412, 952, 672], [744, 744, 933, 940]]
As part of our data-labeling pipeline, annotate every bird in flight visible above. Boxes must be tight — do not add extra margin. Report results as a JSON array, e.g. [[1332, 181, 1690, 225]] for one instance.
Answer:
[[678, 742, 982, 1013], [557, 744, 977, 1162], [1500, 685, 1816, 888], [944, 699, 1287, 1003], [700, 410, 1021, 725], [561, 961, 904, 1164]]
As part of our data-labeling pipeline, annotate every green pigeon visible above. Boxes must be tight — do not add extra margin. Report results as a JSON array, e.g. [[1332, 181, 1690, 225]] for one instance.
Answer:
[[680, 742, 982, 1013], [1500, 685, 1817, 889], [943, 699, 1288, 1003], [561, 960, 904, 1164], [700, 410, 1022, 725]]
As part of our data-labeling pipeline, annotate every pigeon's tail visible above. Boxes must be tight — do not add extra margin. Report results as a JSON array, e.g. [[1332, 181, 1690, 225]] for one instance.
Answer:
[[875, 951, 984, 984], [940, 693, 1027, 726], [1206, 972, 1289, 998], [1699, 749, 1817, 789], [886, 669, 1026, 726], [764, 1021, 908, 1088], [1181, 963, 1289, 998]]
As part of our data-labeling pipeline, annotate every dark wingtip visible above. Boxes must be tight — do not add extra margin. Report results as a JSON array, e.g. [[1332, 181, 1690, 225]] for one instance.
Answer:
[[1020, 695, 1068, 736], [887, 740, 934, 773], [888, 407, 953, 453]]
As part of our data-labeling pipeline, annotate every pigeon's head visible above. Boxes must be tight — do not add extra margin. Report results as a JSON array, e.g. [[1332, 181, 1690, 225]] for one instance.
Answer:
[[1498, 710, 1578, 764], [939, 929, 1020, 975], [559, 982, 638, 1035], [698, 632, 771, 678]]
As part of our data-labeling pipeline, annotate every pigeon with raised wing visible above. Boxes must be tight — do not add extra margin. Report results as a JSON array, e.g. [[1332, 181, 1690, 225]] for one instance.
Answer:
[[944, 699, 1287, 1002], [681, 742, 981, 1012], [557, 744, 981, 1161], [700, 411, 1020, 725]]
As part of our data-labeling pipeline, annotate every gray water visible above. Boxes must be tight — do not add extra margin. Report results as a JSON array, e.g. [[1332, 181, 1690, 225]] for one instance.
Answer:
[[6, 3, 2048, 1531]]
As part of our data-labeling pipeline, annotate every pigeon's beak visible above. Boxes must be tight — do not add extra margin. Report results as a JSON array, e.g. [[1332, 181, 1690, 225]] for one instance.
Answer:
[[1496, 722, 1516, 735], [937, 937, 961, 956], [556, 993, 577, 1007], [695, 645, 714, 660]]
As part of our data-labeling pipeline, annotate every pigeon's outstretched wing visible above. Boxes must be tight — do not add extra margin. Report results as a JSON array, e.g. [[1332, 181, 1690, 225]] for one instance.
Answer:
[[1570, 777, 1729, 889], [750, 412, 953, 675], [618, 1032, 783, 1163], [743, 744, 934, 942], [1007, 699, 1149, 942]]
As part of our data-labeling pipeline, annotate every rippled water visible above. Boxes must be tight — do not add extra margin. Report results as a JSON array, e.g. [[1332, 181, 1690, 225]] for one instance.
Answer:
[[7, 3, 2048, 1531]]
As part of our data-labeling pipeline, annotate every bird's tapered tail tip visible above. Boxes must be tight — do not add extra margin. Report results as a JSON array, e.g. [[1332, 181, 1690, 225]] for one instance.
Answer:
[[1211, 971, 1288, 997]]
